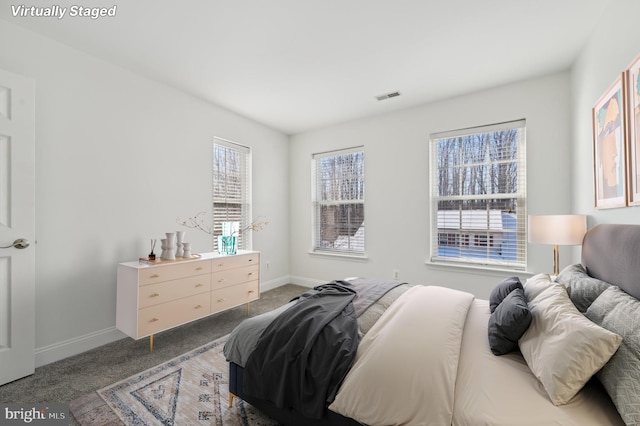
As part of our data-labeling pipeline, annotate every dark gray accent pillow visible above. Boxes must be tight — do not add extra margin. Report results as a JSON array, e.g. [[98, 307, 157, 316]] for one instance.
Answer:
[[488, 288, 532, 355], [489, 276, 523, 313], [586, 286, 640, 426], [555, 264, 610, 313]]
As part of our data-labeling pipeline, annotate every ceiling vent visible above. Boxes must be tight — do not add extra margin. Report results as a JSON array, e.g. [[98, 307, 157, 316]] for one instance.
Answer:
[[375, 91, 401, 101]]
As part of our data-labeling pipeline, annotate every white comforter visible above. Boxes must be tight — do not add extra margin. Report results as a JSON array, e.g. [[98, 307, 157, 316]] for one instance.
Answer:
[[329, 286, 624, 426], [329, 286, 473, 425]]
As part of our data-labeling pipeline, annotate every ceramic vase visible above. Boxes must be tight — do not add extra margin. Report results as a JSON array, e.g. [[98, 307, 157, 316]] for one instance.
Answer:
[[160, 238, 168, 259], [175, 231, 185, 257], [182, 242, 192, 258], [163, 232, 176, 260]]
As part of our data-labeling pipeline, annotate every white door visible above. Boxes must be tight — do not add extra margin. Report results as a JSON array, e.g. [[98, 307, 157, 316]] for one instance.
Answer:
[[0, 68, 36, 385]]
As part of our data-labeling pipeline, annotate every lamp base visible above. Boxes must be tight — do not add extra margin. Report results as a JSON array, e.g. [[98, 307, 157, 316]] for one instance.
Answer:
[[553, 244, 559, 276]]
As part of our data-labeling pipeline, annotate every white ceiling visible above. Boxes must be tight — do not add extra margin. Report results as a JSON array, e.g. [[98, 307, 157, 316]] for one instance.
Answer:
[[0, 0, 610, 135]]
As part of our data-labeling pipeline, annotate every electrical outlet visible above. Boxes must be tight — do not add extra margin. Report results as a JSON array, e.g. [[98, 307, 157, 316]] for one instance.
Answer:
[[393, 269, 399, 279]]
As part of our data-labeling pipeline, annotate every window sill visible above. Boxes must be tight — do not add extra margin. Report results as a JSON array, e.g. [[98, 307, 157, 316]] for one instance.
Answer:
[[308, 251, 369, 262], [425, 260, 536, 277]]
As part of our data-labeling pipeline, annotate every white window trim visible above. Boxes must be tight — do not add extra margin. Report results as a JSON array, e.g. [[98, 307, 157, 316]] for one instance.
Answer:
[[424, 259, 537, 277], [308, 250, 369, 261]]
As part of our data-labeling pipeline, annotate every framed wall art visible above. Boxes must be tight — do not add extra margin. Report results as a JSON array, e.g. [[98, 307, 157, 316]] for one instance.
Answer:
[[592, 75, 628, 209], [626, 55, 640, 206]]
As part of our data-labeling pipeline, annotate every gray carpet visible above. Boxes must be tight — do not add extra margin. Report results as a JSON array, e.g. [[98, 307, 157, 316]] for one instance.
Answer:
[[0, 284, 307, 425]]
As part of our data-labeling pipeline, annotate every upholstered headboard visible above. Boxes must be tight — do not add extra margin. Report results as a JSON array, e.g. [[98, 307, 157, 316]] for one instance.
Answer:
[[581, 223, 640, 300]]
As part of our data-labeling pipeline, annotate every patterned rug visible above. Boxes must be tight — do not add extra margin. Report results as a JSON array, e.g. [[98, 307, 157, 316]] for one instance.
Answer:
[[70, 336, 279, 425]]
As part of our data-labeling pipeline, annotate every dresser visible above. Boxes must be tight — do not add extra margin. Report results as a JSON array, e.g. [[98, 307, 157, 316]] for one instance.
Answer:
[[116, 250, 260, 350]]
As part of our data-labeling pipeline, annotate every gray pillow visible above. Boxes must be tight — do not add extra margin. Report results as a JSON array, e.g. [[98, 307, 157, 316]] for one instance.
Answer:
[[586, 286, 640, 426], [489, 276, 523, 313], [488, 288, 531, 355], [555, 264, 610, 313]]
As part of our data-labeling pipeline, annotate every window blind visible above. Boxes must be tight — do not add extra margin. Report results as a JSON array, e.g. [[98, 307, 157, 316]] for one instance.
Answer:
[[213, 138, 251, 251], [430, 120, 527, 269], [312, 147, 365, 254]]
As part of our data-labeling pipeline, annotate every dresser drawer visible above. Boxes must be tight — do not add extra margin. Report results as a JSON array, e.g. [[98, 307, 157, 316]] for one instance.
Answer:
[[211, 280, 260, 314], [211, 265, 259, 290], [138, 293, 210, 337], [139, 274, 211, 308], [211, 253, 259, 272], [138, 259, 212, 285]]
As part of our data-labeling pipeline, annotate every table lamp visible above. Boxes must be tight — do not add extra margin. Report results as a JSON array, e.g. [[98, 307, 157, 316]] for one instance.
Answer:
[[528, 215, 587, 275]]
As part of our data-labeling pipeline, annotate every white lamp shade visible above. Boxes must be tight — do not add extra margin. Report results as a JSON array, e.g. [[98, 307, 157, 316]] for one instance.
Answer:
[[528, 215, 587, 245]]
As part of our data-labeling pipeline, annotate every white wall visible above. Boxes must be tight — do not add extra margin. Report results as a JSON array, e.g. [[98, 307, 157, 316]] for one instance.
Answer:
[[0, 21, 290, 365], [290, 73, 573, 298], [571, 0, 640, 225]]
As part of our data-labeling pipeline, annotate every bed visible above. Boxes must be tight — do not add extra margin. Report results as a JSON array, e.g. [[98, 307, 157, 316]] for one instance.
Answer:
[[223, 223, 640, 425]]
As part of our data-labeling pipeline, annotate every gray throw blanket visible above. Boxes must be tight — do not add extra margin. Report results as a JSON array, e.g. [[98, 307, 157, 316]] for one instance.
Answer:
[[350, 277, 405, 316], [243, 281, 359, 419], [223, 278, 404, 367]]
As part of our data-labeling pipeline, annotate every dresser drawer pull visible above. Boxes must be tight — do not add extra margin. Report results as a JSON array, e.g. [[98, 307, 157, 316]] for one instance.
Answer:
[[194, 305, 203, 309], [217, 298, 225, 303], [248, 272, 253, 276], [149, 318, 159, 323], [248, 290, 255, 294], [150, 293, 160, 297], [217, 278, 225, 283], [248, 258, 254, 262], [149, 274, 160, 279], [195, 283, 204, 288], [196, 267, 203, 271], [218, 263, 224, 267]]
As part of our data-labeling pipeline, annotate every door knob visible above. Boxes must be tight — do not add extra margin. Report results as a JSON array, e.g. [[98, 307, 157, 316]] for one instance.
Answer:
[[1, 238, 30, 249]]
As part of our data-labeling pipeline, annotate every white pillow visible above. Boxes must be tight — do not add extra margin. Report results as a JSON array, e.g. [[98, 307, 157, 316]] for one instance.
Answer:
[[523, 273, 554, 301], [518, 283, 622, 405]]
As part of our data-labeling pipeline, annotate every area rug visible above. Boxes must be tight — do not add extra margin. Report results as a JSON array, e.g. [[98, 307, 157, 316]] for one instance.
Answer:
[[70, 336, 279, 425]]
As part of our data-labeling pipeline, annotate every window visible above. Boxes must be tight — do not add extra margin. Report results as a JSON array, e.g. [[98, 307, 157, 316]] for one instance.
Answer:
[[213, 138, 251, 251], [429, 120, 526, 269], [312, 147, 365, 255]]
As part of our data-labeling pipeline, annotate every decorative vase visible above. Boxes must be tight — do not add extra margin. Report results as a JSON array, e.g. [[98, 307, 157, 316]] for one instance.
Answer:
[[223, 235, 237, 255], [217, 236, 224, 255], [163, 233, 176, 260], [160, 238, 168, 259], [182, 242, 192, 258], [175, 231, 185, 257]]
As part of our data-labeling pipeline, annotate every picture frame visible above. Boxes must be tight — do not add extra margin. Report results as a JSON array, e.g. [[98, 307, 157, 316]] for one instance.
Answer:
[[592, 75, 628, 209], [625, 55, 640, 206]]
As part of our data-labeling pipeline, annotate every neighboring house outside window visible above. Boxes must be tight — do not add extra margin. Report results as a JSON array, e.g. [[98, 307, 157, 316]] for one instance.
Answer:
[[213, 137, 251, 251], [429, 120, 527, 270], [312, 147, 365, 255]]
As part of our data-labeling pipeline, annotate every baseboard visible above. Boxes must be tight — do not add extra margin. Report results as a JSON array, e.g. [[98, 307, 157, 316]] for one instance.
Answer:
[[260, 275, 292, 292], [288, 275, 325, 288], [35, 326, 127, 368]]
